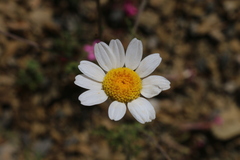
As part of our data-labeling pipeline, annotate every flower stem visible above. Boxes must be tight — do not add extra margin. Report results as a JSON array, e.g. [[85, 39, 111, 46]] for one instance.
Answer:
[[132, 0, 147, 35], [96, 0, 102, 40]]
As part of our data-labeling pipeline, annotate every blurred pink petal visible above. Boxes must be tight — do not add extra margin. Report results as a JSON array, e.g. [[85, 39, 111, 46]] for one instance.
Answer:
[[212, 116, 223, 125], [87, 52, 95, 61], [83, 45, 93, 52], [124, 1, 138, 17], [93, 40, 100, 44], [83, 40, 100, 61]]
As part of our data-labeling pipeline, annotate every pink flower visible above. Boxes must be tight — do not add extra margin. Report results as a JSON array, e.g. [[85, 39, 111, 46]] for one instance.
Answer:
[[83, 40, 100, 61], [123, 1, 138, 17], [212, 116, 223, 125]]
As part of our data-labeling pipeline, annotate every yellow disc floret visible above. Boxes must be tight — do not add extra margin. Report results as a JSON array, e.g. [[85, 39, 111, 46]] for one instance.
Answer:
[[102, 68, 142, 103]]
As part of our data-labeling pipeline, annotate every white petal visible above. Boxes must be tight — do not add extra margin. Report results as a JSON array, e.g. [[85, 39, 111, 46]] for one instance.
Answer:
[[94, 42, 117, 71], [144, 100, 156, 120], [108, 101, 126, 121], [79, 90, 108, 106], [135, 53, 162, 78], [78, 60, 105, 82], [128, 97, 156, 123], [128, 103, 145, 124], [141, 85, 162, 98], [136, 97, 156, 120], [74, 74, 102, 90], [125, 38, 143, 70], [109, 39, 125, 68], [142, 75, 170, 91]]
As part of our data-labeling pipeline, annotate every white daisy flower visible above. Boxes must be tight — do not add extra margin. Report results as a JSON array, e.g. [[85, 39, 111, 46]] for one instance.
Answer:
[[74, 38, 170, 124]]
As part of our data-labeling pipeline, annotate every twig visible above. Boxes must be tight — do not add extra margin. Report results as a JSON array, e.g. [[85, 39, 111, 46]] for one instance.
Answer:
[[144, 132, 172, 160], [96, 0, 102, 40], [0, 30, 39, 49], [132, 0, 147, 35], [156, 143, 172, 160]]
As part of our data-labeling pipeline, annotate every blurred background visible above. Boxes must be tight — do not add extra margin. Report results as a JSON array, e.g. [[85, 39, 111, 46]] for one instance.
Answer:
[[0, 0, 240, 159]]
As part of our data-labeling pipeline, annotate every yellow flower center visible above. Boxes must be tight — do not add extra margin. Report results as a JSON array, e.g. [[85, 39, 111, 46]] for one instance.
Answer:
[[102, 68, 142, 103]]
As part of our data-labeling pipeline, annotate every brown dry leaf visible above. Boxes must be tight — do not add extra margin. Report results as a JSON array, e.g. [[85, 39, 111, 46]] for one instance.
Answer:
[[77, 131, 89, 144], [99, 119, 115, 130], [78, 143, 92, 156], [65, 142, 79, 153], [29, 8, 53, 25], [210, 29, 225, 42], [149, 0, 175, 16], [190, 6, 205, 17], [0, 143, 18, 160], [29, 8, 55, 34], [0, 1, 17, 19], [223, 1, 240, 12], [206, 54, 221, 86], [28, 0, 42, 9], [80, 1, 97, 21], [174, 43, 191, 56], [139, 10, 159, 30], [0, 75, 15, 86], [31, 94, 42, 106], [156, 27, 171, 45], [62, 101, 73, 116], [35, 107, 46, 121], [161, 133, 190, 154], [0, 85, 19, 109], [50, 129, 62, 143], [93, 140, 110, 159], [235, 22, 240, 33], [157, 113, 176, 125], [229, 39, 240, 53], [161, 0, 176, 16], [42, 86, 59, 105], [196, 14, 222, 34], [16, 55, 33, 68], [211, 104, 240, 140], [112, 152, 126, 160], [0, 15, 7, 32], [31, 122, 47, 137], [100, 0, 108, 5], [0, 41, 26, 67], [6, 21, 30, 31], [149, 0, 165, 7]]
